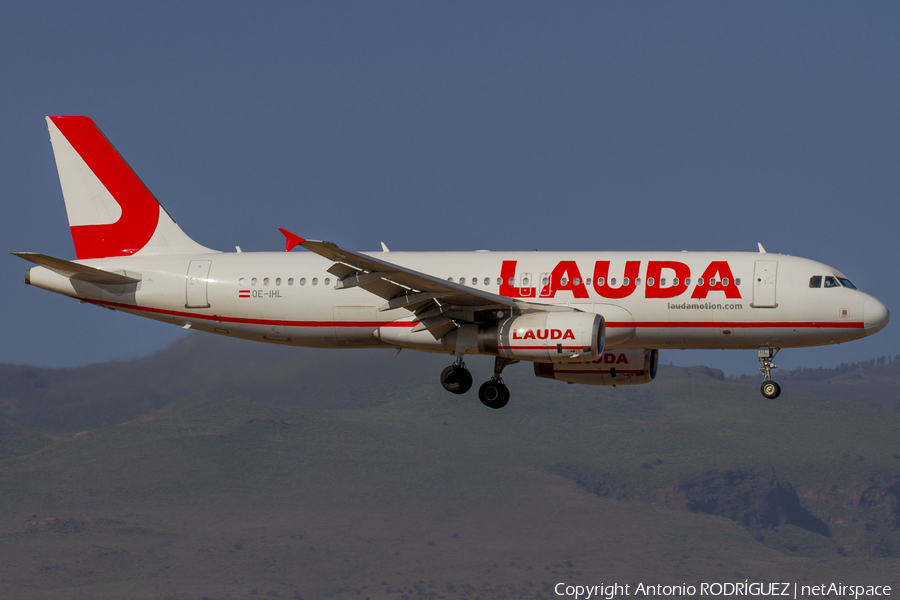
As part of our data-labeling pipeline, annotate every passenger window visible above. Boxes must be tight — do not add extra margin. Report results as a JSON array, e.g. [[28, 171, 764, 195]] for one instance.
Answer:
[[523, 277, 529, 286], [485, 278, 491, 286], [722, 278, 729, 286], [263, 277, 270, 286], [251, 278, 258, 286], [561, 277, 568, 285], [275, 278, 282, 286], [300, 278, 306, 285], [622, 278, 629, 286], [672, 277, 678, 286], [648, 278, 655, 287], [809, 276, 822, 288], [635, 278, 641, 286], [288, 278, 294, 285], [542, 277, 549, 286], [324, 278, 330, 285], [312, 277, 318, 285], [239, 278, 246, 285], [574, 277, 581, 286], [460, 277, 466, 285], [838, 278, 857, 289], [697, 278, 704, 286], [660, 278, 666, 286], [824, 276, 840, 288], [508, 277, 514, 286], [684, 278, 691, 286], [735, 278, 741, 286], [586, 278, 592, 286], [610, 278, 617, 286], [448, 277, 454, 283], [710, 278, 716, 286], [471, 277, 477, 285]]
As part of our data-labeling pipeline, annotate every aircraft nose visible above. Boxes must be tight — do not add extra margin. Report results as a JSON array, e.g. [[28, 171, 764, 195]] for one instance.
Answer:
[[864, 296, 890, 335]]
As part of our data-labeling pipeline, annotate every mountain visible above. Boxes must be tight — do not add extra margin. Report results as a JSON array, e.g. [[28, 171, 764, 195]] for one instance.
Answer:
[[1, 335, 899, 599]]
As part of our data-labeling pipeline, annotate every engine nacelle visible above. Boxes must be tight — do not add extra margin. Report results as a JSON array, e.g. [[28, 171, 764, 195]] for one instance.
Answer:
[[479, 312, 604, 363], [534, 348, 659, 385]]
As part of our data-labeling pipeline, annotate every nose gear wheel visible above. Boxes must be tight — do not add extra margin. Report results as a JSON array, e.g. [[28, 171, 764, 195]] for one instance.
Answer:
[[761, 380, 781, 399], [758, 347, 781, 399]]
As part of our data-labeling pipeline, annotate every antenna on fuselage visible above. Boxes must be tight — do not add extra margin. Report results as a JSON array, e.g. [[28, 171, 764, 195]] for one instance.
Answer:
[[757, 243, 767, 254]]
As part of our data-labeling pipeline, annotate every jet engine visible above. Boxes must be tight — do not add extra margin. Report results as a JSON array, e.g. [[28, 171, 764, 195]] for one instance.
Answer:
[[479, 312, 604, 363], [534, 348, 659, 385]]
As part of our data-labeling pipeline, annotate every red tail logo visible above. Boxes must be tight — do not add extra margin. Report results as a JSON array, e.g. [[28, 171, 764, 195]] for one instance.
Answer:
[[50, 117, 160, 259]]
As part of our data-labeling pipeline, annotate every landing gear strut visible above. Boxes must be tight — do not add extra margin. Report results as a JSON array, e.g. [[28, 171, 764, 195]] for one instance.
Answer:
[[440, 358, 472, 395], [758, 346, 781, 399], [478, 357, 517, 409]]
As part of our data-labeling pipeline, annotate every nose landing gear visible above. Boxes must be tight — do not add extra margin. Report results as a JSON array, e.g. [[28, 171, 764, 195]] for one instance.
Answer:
[[758, 346, 781, 399]]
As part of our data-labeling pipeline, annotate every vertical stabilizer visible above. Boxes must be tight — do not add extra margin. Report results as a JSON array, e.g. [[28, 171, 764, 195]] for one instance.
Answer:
[[46, 116, 214, 259]]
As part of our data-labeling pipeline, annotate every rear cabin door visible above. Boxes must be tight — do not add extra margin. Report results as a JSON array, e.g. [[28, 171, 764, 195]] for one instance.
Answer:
[[751, 260, 778, 308], [185, 260, 212, 308]]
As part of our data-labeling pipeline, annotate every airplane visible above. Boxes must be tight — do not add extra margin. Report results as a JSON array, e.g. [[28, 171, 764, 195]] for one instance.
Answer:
[[14, 116, 890, 409]]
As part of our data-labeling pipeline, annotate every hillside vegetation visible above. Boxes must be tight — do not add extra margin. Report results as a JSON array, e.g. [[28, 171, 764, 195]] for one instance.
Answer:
[[1, 335, 899, 599]]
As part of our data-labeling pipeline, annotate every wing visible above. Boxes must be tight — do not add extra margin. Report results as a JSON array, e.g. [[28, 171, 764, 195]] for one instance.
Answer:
[[279, 229, 565, 338]]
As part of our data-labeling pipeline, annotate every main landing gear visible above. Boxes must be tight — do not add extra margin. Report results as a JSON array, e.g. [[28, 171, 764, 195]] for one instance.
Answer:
[[477, 357, 517, 410], [440, 359, 473, 395], [758, 346, 781, 399], [440, 357, 518, 409]]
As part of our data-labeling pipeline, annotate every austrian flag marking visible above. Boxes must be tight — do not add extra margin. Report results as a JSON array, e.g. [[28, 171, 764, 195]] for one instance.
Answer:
[[238, 290, 250, 298]]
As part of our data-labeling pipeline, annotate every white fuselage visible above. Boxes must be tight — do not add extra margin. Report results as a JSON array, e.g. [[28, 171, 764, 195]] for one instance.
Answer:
[[26, 250, 887, 353], [27, 115, 891, 403]]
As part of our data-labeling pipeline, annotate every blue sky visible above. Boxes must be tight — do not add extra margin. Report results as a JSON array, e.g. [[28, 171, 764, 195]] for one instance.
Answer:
[[2, 2, 898, 374]]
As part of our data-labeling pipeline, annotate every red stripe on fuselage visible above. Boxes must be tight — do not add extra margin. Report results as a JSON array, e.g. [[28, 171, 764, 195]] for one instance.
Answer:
[[82, 298, 415, 327], [80, 299, 866, 331], [498, 346, 586, 350], [606, 321, 865, 329], [552, 369, 645, 375]]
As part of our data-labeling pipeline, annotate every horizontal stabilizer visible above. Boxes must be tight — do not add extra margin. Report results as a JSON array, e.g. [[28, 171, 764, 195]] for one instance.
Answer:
[[12, 252, 140, 285]]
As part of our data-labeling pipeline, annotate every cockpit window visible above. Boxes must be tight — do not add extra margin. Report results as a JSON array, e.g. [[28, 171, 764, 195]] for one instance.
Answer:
[[838, 278, 857, 290], [809, 276, 822, 288], [824, 276, 840, 288]]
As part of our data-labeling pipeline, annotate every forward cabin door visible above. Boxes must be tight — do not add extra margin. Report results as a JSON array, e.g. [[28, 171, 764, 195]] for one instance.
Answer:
[[751, 260, 778, 308], [185, 260, 212, 308]]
